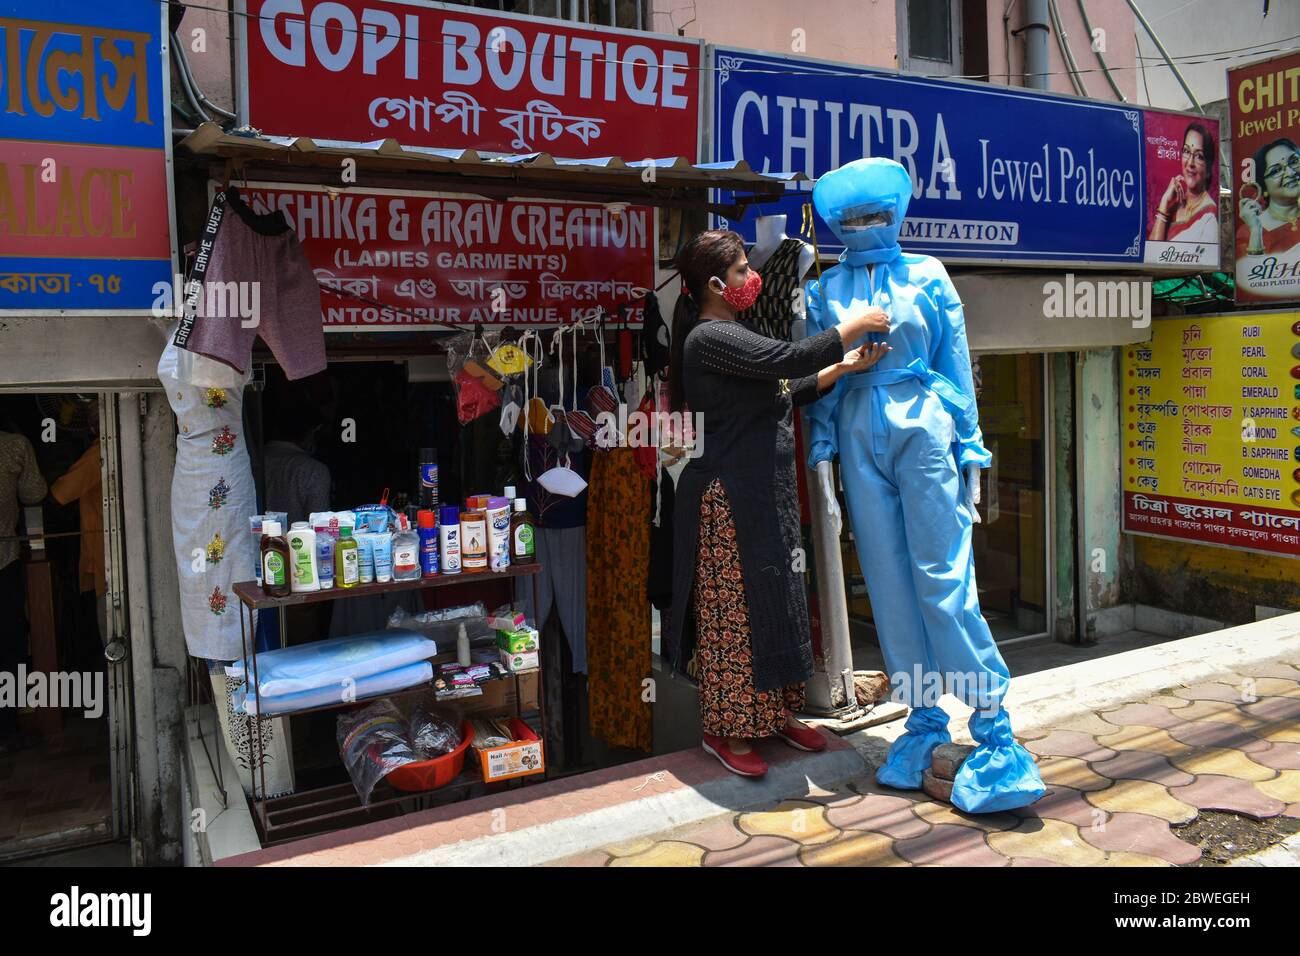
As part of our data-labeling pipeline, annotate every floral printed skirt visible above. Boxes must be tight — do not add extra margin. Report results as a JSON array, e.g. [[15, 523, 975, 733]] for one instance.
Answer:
[[694, 478, 805, 738]]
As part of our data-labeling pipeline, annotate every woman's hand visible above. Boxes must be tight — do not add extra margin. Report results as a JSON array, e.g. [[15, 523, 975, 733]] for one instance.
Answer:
[[1159, 174, 1186, 217], [837, 305, 891, 345], [1240, 196, 1262, 229], [838, 342, 890, 374], [856, 306, 892, 334], [815, 342, 890, 395]]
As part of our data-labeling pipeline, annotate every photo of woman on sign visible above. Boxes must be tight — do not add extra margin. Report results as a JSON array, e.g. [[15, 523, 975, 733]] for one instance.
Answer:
[[1148, 122, 1218, 244], [1237, 137, 1300, 258]]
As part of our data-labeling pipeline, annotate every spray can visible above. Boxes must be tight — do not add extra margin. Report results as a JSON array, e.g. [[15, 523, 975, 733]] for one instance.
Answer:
[[417, 509, 439, 577]]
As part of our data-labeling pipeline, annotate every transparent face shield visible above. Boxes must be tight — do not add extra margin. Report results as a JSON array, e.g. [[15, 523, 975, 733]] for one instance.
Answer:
[[836, 201, 897, 232]]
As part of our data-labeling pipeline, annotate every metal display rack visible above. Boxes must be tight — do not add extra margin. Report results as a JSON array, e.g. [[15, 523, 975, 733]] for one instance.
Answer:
[[231, 564, 543, 846]]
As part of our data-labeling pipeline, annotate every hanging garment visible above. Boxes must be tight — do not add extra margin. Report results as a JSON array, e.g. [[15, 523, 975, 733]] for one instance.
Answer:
[[585, 447, 652, 751], [522, 525, 588, 674], [174, 187, 326, 379], [805, 157, 1044, 814], [647, 470, 675, 612], [739, 237, 812, 341], [695, 479, 805, 737], [668, 319, 844, 693], [640, 292, 671, 378], [524, 434, 588, 528], [159, 340, 258, 662]]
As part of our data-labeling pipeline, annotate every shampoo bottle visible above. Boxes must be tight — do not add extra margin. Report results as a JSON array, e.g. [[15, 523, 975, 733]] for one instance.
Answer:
[[335, 525, 359, 588], [287, 521, 319, 593]]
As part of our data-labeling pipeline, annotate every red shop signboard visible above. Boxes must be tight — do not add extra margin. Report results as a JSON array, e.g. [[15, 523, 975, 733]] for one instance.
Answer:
[[236, 0, 702, 161], [235, 183, 654, 330]]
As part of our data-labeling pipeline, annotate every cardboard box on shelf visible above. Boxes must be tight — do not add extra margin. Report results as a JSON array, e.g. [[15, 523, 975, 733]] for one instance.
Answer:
[[475, 718, 545, 782], [496, 626, 539, 653], [500, 648, 538, 673]]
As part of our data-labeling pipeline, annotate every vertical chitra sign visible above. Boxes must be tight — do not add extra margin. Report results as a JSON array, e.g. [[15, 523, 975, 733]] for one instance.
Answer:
[[0, 1, 174, 313], [1229, 50, 1300, 305], [1122, 314, 1300, 557]]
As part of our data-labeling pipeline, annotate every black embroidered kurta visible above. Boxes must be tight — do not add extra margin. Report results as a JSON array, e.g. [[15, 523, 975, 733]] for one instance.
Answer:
[[670, 318, 844, 692]]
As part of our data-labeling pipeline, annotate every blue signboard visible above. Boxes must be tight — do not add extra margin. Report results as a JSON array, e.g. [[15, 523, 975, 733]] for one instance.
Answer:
[[711, 47, 1149, 266], [0, 0, 174, 312]]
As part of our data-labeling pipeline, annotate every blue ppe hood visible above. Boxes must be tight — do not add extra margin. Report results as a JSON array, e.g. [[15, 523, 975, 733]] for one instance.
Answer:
[[813, 158, 914, 265]]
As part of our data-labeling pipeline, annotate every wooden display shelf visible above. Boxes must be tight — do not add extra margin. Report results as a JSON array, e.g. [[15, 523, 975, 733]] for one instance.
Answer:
[[233, 563, 540, 610], [228, 558, 547, 849]]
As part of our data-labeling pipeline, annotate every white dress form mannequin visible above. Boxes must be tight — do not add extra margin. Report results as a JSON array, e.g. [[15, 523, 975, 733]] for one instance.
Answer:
[[749, 213, 815, 278]]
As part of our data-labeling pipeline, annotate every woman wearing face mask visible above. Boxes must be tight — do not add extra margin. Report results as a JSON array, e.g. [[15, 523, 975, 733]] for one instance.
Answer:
[[1238, 137, 1300, 257], [1148, 123, 1218, 243], [668, 229, 890, 777]]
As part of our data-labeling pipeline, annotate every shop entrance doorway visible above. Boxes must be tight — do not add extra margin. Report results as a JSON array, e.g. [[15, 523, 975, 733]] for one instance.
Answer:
[[0, 393, 133, 863]]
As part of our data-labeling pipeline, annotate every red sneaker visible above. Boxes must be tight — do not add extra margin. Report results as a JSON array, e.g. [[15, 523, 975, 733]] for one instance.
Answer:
[[701, 733, 768, 777], [776, 721, 827, 752]]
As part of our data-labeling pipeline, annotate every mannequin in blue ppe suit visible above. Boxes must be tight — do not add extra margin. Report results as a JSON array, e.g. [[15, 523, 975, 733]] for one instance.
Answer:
[[804, 158, 1044, 813]]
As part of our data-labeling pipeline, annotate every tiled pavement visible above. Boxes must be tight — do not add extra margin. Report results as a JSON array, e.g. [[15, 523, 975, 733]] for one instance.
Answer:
[[551, 659, 1300, 867]]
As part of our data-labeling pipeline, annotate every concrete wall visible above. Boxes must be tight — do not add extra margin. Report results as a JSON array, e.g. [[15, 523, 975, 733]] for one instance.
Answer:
[[1078, 346, 1126, 629], [175, 3, 237, 121], [652, 0, 898, 67], [1132, 535, 1300, 625], [985, 0, 1137, 100]]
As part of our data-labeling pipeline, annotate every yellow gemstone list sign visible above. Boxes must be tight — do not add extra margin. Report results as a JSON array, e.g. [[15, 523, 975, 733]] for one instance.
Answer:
[[1122, 313, 1300, 557]]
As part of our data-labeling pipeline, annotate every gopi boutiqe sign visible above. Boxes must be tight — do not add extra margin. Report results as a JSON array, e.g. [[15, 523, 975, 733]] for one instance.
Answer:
[[236, 0, 702, 161]]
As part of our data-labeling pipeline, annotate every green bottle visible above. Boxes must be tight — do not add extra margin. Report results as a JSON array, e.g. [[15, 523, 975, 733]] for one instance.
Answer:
[[336, 525, 360, 588]]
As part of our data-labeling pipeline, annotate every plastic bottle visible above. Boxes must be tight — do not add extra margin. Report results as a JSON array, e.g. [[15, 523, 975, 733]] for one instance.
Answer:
[[460, 509, 488, 573], [355, 532, 375, 584], [392, 513, 421, 581], [260, 520, 291, 597], [372, 531, 393, 583], [417, 509, 439, 577], [439, 506, 462, 574], [456, 623, 471, 667], [316, 531, 335, 590], [486, 496, 511, 573], [286, 521, 319, 593], [510, 498, 536, 565], [335, 525, 359, 588]]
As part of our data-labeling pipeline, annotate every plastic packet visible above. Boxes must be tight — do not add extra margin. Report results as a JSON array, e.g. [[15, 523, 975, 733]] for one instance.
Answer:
[[407, 705, 461, 758], [388, 602, 494, 646], [336, 699, 419, 805]]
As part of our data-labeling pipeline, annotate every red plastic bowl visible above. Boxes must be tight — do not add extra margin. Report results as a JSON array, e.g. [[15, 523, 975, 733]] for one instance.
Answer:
[[385, 721, 474, 793]]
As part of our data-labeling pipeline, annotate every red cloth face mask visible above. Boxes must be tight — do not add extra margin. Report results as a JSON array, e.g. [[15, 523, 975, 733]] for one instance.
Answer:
[[712, 270, 762, 311]]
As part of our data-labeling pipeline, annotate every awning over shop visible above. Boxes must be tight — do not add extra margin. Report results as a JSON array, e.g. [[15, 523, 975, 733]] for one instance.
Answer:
[[176, 123, 804, 218]]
